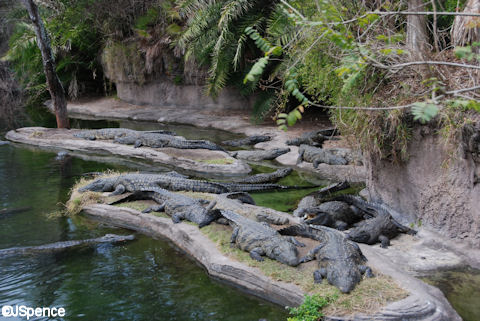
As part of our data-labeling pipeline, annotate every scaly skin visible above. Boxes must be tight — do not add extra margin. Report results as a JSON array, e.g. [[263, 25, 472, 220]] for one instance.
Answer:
[[279, 224, 373, 293], [0, 234, 135, 257], [235, 168, 293, 184], [330, 195, 417, 248], [78, 173, 297, 195], [114, 132, 225, 151], [231, 148, 290, 161], [301, 201, 364, 231], [220, 209, 303, 266], [297, 145, 347, 167], [115, 189, 221, 227], [73, 128, 175, 141], [293, 181, 350, 217], [222, 135, 272, 147]]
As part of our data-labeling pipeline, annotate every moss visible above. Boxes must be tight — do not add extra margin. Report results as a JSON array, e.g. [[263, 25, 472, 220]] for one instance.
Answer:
[[101, 41, 146, 84]]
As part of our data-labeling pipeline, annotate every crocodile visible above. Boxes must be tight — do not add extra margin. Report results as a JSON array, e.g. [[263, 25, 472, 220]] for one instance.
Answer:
[[73, 128, 175, 141], [114, 132, 225, 151], [222, 135, 272, 147], [301, 201, 364, 230], [0, 207, 32, 219], [297, 145, 347, 167], [329, 195, 417, 248], [231, 148, 290, 161], [0, 234, 135, 257], [279, 224, 373, 293], [293, 181, 350, 217], [234, 168, 293, 184], [78, 173, 298, 196], [219, 209, 303, 266], [115, 189, 221, 227]]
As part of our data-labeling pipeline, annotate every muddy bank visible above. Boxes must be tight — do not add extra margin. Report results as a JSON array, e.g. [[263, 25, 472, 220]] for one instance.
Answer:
[[70, 188, 459, 320], [366, 125, 480, 249], [67, 98, 366, 183], [5, 127, 250, 177]]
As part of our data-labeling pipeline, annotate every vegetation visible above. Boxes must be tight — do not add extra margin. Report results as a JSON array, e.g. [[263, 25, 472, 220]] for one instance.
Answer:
[[2, 0, 479, 156], [287, 294, 337, 321]]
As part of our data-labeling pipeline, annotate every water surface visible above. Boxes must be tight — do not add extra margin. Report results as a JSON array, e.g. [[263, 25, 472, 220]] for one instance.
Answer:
[[0, 143, 288, 321]]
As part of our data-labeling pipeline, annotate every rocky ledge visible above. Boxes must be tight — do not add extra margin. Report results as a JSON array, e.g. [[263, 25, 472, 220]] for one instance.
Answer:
[[6, 127, 251, 177], [72, 190, 460, 321]]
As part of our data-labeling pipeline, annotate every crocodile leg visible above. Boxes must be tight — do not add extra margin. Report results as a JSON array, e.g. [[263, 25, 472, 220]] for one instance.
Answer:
[[230, 227, 239, 247], [287, 236, 306, 247], [296, 149, 305, 165], [134, 140, 143, 148], [109, 184, 126, 196], [379, 235, 390, 248], [142, 202, 166, 214], [172, 213, 185, 224], [359, 265, 374, 278], [249, 247, 265, 262], [334, 220, 348, 231], [313, 267, 327, 284], [300, 244, 324, 263]]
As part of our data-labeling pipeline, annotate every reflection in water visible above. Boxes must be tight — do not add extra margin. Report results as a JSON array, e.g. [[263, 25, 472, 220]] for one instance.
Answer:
[[0, 144, 287, 321], [422, 268, 480, 321]]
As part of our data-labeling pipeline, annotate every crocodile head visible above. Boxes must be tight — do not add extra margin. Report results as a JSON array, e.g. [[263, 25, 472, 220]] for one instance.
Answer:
[[271, 148, 291, 158], [101, 234, 135, 242], [267, 241, 299, 267], [326, 263, 362, 293], [78, 177, 116, 193]]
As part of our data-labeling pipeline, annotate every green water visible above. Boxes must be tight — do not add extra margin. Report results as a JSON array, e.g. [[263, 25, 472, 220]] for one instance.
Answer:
[[0, 143, 288, 320], [422, 268, 480, 321]]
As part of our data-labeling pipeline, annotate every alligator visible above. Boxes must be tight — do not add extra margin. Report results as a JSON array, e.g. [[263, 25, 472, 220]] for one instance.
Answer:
[[114, 189, 221, 227], [78, 173, 298, 196], [73, 128, 175, 141], [329, 195, 417, 248], [219, 209, 303, 266], [279, 224, 373, 293], [231, 148, 290, 161], [222, 135, 272, 147], [293, 181, 350, 217], [297, 145, 347, 167], [0, 207, 32, 218], [114, 132, 225, 151], [301, 201, 364, 230], [0, 234, 135, 257], [234, 168, 293, 184]]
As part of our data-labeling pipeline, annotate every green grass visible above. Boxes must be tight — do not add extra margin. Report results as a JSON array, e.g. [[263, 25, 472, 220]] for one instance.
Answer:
[[199, 158, 235, 165]]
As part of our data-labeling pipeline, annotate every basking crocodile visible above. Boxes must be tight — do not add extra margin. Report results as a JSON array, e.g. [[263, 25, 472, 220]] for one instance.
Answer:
[[234, 168, 293, 184], [302, 201, 364, 230], [293, 181, 350, 217], [73, 128, 175, 141], [78, 173, 297, 195], [231, 148, 290, 161], [0, 234, 135, 257], [115, 189, 221, 227], [279, 224, 373, 293], [222, 135, 272, 147], [219, 209, 303, 266], [297, 145, 347, 167], [114, 132, 225, 151], [330, 195, 417, 248]]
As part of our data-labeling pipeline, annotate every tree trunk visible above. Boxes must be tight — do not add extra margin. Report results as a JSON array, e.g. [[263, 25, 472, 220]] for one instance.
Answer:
[[21, 0, 69, 128], [451, 0, 480, 48], [406, 0, 429, 58]]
